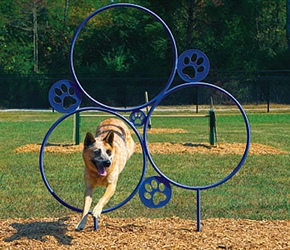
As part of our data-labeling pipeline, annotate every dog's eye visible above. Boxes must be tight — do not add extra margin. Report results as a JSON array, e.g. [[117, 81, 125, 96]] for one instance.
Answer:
[[106, 149, 112, 156], [94, 149, 101, 156]]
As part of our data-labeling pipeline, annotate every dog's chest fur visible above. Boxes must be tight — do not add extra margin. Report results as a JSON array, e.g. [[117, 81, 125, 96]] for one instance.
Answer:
[[83, 118, 134, 187]]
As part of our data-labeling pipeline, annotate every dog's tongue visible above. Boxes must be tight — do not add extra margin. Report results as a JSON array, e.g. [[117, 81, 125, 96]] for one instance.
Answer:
[[98, 166, 107, 177]]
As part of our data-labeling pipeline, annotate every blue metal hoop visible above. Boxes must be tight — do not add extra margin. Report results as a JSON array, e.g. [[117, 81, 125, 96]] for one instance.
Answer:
[[143, 82, 251, 190], [69, 3, 178, 112], [39, 107, 147, 214]]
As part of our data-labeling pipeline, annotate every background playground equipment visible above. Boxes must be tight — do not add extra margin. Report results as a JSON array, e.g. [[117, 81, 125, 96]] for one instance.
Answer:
[[43, 3, 250, 232], [71, 93, 217, 146], [142, 93, 217, 146]]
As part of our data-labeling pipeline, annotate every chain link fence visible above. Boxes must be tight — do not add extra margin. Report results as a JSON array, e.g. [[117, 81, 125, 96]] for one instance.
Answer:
[[1, 72, 289, 110]]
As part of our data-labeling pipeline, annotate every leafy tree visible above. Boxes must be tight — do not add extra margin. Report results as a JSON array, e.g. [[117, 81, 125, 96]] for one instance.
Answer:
[[0, 0, 289, 108], [71, 3, 174, 77], [0, 1, 34, 74], [287, 0, 290, 49]]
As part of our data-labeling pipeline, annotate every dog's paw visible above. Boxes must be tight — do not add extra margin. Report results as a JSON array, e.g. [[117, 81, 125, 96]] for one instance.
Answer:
[[92, 206, 102, 218], [75, 216, 88, 231], [75, 224, 84, 231]]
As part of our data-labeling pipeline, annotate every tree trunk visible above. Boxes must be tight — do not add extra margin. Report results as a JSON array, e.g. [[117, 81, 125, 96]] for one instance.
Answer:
[[185, 0, 197, 48], [286, 0, 290, 50], [64, 0, 69, 26], [32, 0, 39, 73]]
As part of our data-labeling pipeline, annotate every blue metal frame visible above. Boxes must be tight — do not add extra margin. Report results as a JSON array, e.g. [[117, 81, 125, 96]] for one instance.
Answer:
[[41, 3, 251, 232], [177, 49, 210, 82], [139, 176, 172, 208], [48, 80, 82, 113]]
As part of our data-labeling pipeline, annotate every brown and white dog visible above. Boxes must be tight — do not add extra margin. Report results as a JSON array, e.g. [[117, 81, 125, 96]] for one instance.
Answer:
[[76, 118, 134, 231]]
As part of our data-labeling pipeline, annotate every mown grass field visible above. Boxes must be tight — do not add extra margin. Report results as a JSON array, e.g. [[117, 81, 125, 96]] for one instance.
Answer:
[[0, 106, 289, 222]]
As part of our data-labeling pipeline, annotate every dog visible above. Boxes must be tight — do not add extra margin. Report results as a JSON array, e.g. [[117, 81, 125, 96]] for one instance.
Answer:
[[75, 118, 134, 231]]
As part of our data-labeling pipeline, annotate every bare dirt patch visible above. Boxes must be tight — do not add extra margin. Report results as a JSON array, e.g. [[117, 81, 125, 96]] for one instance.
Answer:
[[135, 142, 289, 155], [14, 142, 289, 156], [0, 215, 289, 249], [139, 128, 188, 134], [13, 128, 289, 155]]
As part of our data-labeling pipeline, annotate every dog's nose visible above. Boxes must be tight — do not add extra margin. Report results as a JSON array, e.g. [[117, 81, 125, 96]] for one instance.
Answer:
[[103, 160, 111, 167]]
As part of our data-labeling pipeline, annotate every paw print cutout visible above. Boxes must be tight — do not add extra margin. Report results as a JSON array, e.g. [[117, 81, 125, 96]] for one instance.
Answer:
[[177, 49, 210, 82], [48, 80, 82, 113], [129, 110, 146, 126], [139, 176, 172, 208]]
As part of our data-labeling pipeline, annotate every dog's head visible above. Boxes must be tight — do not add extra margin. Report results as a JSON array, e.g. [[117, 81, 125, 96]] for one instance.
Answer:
[[83, 131, 114, 177]]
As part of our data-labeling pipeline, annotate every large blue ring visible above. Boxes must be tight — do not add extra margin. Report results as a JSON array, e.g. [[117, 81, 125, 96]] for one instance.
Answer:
[[39, 107, 147, 213], [69, 3, 178, 112], [143, 82, 251, 190]]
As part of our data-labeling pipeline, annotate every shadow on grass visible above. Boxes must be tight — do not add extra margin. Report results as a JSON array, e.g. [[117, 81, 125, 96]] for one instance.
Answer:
[[4, 216, 72, 245]]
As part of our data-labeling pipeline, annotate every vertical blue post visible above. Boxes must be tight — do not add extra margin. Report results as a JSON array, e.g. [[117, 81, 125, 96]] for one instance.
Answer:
[[196, 189, 201, 232], [93, 216, 98, 231]]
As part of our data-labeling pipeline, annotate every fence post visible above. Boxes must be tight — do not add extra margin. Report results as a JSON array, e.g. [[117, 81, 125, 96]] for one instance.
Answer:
[[73, 111, 80, 145], [209, 97, 215, 145]]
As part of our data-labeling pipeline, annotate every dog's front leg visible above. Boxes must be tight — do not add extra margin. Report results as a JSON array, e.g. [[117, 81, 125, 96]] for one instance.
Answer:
[[75, 187, 93, 231], [92, 182, 117, 218]]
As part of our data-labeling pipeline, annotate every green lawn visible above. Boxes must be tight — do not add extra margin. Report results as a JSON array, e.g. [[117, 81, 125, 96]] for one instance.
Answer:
[[0, 109, 289, 221]]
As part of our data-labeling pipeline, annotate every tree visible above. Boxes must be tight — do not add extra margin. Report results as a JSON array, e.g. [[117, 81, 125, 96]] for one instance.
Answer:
[[286, 0, 290, 50], [0, 1, 32, 74]]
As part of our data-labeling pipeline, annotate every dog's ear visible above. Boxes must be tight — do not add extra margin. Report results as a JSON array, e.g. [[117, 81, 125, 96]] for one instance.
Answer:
[[104, 130, 114, 147], [84, 132, 96, 148]]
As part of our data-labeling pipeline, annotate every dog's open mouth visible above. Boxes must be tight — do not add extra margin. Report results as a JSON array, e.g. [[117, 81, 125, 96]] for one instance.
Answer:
[[91, 160, 109, 177], [97, 166, 107, 177]]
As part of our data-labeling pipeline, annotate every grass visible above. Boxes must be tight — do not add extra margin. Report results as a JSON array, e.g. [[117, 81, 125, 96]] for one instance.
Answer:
[[0, 107, 289, 222]]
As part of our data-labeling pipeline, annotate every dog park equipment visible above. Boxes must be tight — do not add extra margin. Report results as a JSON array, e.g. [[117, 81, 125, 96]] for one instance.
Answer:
[[141, 92, 217, 145], [73, 92, 217, 146], [42, 3, 250, 232]]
